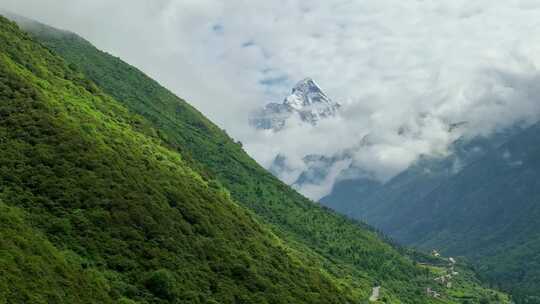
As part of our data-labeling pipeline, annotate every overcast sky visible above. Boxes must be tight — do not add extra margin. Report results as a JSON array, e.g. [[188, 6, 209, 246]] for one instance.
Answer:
[[4, 0, 540, 199]]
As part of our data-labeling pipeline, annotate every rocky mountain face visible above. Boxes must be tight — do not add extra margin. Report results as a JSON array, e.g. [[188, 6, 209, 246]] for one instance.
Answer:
[[250, 78, 340, 130], [251, 77, 350, 198]]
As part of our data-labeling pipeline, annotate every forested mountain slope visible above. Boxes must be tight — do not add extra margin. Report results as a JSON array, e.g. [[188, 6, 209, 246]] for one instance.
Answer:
[[391, 123, 540, 303], [329, 128, 520, 230], [0, 14, 509, 303], [15, 15, 425, 301], [0, 16, 355, 303], [322, 119, 540, 302]]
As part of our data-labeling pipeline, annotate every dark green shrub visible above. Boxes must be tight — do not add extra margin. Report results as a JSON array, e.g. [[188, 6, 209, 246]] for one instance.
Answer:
[[144, 269, 177, 301]]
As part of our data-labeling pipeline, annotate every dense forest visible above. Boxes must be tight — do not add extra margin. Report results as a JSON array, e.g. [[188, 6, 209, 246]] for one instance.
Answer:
[[0, 14, 509, 303]]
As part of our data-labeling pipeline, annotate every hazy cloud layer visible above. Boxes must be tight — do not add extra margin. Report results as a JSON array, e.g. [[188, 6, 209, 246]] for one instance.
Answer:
[[5, 0, 540, 199]]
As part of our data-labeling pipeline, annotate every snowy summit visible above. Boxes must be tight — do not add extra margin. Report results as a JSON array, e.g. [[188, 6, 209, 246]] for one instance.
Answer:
[[250, 78, 340, 130]]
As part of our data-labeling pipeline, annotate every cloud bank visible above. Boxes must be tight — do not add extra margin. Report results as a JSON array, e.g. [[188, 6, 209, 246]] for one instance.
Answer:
[[4, 0, 540, 199]]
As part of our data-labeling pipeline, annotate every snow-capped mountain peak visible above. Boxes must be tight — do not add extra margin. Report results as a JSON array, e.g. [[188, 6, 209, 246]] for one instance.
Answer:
[[285, 78, 333, 109], [250, 78, 340, 130]]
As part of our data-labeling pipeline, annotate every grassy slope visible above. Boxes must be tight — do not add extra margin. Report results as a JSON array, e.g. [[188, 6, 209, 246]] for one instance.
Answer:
[[12, 15, 512, 304], [0, 16, 363, 304]]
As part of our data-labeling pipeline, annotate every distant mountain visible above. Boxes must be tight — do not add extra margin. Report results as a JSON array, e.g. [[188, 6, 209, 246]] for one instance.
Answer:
[[320, 176, 382, 216], [254, 78, 348, 198], [250, 78, 340, 130], [320, 124, 540, 302], [320, 138, 463, 216], [268, 139, 380, 201], [321, 127, 521, 223], [387, 123, 540, 303]]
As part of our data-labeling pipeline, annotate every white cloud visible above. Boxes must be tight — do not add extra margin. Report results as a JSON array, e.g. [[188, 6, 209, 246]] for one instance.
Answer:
[[4, 0, 540, 199]]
